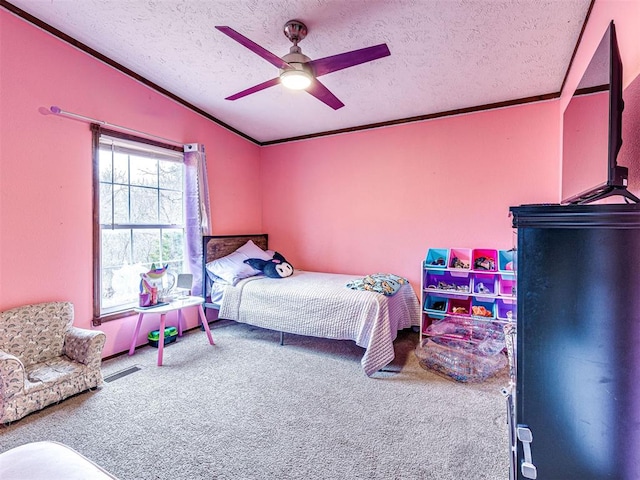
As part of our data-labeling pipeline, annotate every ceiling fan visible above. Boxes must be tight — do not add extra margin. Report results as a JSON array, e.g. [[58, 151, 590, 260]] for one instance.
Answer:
[[215, 20, 391, 110]]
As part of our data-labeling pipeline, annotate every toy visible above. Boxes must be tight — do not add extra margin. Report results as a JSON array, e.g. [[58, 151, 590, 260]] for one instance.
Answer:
[[139, 264, 175, 304], [244, 252, 294, 278], [346, 273, 408, 296], [148, 326, 178, 348]]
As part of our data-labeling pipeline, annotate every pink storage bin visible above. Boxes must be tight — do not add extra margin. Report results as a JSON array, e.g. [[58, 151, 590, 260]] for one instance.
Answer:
[[499, 276, 517, 297], [472, 248, 498, 272], [448, 248, 471, 270], [448, 297, 471, 316]]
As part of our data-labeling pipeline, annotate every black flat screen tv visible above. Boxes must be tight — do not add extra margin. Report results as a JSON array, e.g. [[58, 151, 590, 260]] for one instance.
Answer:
[[561, 21, 638, 204]]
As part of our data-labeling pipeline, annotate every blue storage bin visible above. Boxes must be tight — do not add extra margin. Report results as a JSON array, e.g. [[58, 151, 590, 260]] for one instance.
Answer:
[[423, 294, 448, 319], [498, 249, 516, 273], [471, 297, 496, 319], [425, 248, 448, 268]]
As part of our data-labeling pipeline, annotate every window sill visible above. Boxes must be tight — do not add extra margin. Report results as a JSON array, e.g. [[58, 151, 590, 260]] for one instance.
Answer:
[[93, 309, 137, 326]]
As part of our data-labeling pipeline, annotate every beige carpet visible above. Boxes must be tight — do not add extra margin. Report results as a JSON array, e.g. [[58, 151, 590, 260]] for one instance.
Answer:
[[0, 321, 510, 479]]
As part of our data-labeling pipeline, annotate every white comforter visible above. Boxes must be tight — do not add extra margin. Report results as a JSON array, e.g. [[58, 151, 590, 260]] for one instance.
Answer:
[[219, 270, 420, 376]]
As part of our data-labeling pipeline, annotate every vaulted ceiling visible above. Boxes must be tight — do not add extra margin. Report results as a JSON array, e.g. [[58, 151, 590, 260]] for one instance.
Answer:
[[3, 0, 593, 144]]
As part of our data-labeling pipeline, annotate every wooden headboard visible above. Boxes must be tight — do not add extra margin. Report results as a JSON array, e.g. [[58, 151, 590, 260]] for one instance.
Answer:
[[202, 234, 268, 264]]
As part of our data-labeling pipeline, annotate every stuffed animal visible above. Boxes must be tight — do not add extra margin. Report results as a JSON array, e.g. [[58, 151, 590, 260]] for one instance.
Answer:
[[244, 252, 294, 278]]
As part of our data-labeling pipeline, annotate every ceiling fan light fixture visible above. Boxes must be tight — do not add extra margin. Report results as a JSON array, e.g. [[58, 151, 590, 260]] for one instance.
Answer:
[[280, 68, 312, 90], [217, 19, 390, 109]]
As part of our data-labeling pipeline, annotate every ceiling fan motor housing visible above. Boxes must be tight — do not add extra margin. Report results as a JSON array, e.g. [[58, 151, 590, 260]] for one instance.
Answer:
[[281, 46, 312, 75], [282, 21, 311, 76], [283, 20, 307, 45]]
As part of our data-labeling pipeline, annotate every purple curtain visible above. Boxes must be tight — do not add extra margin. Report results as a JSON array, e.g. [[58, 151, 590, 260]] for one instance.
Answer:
[[184, 144, 211, 296]]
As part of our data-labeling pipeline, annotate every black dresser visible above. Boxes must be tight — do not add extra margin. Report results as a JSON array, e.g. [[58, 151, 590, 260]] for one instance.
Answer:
[[509, 203, 640, 480]]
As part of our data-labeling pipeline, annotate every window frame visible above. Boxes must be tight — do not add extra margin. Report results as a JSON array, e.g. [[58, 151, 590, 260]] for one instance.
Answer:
[[91, 125, 185, 325]]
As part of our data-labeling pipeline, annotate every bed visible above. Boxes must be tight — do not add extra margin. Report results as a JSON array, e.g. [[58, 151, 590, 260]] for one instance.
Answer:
[[202, 234, 420, 376]]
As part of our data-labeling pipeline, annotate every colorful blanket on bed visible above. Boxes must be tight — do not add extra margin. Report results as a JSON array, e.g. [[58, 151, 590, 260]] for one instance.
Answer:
[[346, 273, 409, 296]]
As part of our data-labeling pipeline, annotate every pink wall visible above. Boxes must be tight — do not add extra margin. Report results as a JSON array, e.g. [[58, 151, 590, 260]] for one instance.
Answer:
[[561, 0, 640, 195], [0, 11, 262, 356], [260, 101, 561, 290]]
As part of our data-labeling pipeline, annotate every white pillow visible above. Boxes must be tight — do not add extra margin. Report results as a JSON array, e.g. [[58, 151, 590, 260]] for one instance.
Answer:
[[237, 240, 271, 259], [205, 240, 272, 285]]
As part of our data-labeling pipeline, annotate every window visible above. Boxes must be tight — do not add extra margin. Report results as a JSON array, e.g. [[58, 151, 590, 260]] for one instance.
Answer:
[[93, 126, 186, 321]]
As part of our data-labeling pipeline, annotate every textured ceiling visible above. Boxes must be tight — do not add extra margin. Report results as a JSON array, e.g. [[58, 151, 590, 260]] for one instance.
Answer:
[[4, 0, 592, 144]]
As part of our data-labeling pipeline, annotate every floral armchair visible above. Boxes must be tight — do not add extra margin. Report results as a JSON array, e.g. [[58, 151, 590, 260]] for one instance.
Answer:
[[0, 302, 106, 423]]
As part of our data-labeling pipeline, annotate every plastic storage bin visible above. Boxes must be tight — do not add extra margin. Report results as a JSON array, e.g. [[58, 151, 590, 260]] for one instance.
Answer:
[[471, 297, 496, 319], [148, 326, 178, 348], [425, 248, 449, 268], [424, 270, 471, 293], [498, 249, 515, 273], [472, 248, 498, 271], [424, 316, 505, 355], [448, 248, 471, 270], [473, 273, 497, 296], [499, 276, 517, 297], [423, 294, 448, 319], [497, 298, 516, 321], [448, 297, 471, 316], [415, 337, 507, 382]]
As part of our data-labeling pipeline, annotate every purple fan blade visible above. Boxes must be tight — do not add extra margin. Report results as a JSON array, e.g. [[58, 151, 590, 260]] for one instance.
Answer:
[[226, 77, 281, 101], [308, 44, 390, 77], [306, 79, 345, 110], [216, 26, 291, 70]]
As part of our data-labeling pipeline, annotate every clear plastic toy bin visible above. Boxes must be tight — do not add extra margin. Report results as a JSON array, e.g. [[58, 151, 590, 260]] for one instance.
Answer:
[[416, 316, 507, 382], [415, 336, 507, 383]]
